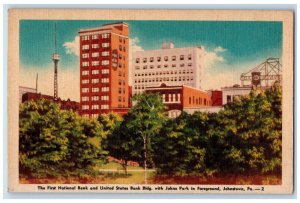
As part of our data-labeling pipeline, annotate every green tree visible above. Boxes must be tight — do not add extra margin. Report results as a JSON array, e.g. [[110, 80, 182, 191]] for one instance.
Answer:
[[106, 92, 167, 179], [152, 111, 211, 176], [19, 99, 107, 179]]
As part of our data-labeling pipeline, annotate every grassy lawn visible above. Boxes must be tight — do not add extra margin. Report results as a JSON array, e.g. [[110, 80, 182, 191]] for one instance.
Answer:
[[96, 161, 155, 184], [20, 161, 281, 185]]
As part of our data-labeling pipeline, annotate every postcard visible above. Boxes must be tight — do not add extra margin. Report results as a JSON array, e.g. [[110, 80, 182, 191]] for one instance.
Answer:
[[7, 9, 294, 194]]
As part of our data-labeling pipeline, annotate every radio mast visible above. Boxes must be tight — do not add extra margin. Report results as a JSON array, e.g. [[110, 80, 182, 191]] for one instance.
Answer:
[[52, 23, 60, 100]]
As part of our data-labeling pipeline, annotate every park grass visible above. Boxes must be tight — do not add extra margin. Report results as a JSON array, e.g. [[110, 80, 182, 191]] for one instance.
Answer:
[[20, 161, 281, 185]]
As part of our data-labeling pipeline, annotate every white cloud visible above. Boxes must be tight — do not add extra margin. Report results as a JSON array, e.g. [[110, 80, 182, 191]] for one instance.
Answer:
[[214, 46, 227, 53], [203, 46, 226, 70], [63, 36, 80, 56], [20, 65, 80, 102]]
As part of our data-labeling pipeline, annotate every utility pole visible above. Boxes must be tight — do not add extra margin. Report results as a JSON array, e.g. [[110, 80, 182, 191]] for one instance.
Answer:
[[36, 73, 38, 94], [143, 134, 147, 184]]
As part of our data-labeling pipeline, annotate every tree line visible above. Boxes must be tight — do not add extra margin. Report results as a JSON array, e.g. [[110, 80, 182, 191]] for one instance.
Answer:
[[19, 84, 282, 179]]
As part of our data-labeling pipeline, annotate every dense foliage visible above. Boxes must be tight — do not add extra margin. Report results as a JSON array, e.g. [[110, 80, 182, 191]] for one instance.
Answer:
[[19, 99, 107, 178], [19, 84, 282, 179], [152, 85, 282, 176]]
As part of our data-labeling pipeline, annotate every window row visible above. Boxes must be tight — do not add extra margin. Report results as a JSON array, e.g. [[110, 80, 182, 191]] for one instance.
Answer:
[[135, 63, 193, 70], [82, 60, 110, 67], [134, 69, 194, 77], [188, 96, 209, 106], [81, 85, 110, 93], [134, 76, 194, 83], [135, 54, 192, 64], [82, 69, 110, 76], [82, 33, 110, 41], [82, 104, 109, 110], [82, 51, 110, 58], [82, 43, 110, 50], [162, 93, 181, 103]]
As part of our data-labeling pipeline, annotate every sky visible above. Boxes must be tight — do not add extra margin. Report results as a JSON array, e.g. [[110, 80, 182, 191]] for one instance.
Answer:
[[20, 20, 282, 101]]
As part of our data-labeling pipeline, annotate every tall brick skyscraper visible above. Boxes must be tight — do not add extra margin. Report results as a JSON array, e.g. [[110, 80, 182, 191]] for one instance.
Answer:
[[78, 22, 129, 118]]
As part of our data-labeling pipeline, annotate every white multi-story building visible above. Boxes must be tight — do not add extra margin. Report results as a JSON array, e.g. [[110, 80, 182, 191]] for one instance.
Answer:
[[132, 42, 205, 95]]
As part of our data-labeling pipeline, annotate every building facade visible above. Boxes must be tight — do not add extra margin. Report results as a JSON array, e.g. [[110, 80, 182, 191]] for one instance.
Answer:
[[208, 90, 223, 106], [22, 92, 80, 112], [146, 84, 211, 118], [132, 43, 205, 95], [78, 22, 129, 117], [19, 86, 36, 104]]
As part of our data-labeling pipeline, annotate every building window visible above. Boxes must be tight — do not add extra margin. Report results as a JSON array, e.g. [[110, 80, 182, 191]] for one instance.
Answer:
[[118, 79, 122, 85], [101, 78, 109, 83], [188, 54, 192, 60], [102, 33, 109, 39], [82, 35, 89, 41], [82, 88, 89, 93], [118, 87, 122, 94], [82, 62, 89, 67], [135, 66, 140, 70], [227, 95, 232, 103], [118, 96, 122, 102], [150, 57, 154, 62], [102, 51, 110, 56], [92, 34, 99, 40], [188, 63, 192, 67], [101, 96, 109, 101], [102, 69, 109, 74], [82, 45, 89, 50], [164, 64, 168, 68], [91, 79, 99, 83], [189, 97, 191, 104], [143, 58, 147, 63], [136, 58, 140, 63], [92, 52, 99, 58], [102, 60, 109, 65], [119, 45, 122, 51], [102, 43, 110, 48], [157, 65, 161, 69], [82, 96, 89, 101], [180, 55, 184, 60], [92, 70, 99, 75], [101, 87, 109, 92], [157, 57, 161, 62], [101, 105, 109, 109], [172, 64, 176, 68], [164, 56, 168, 61], [92, 44, 99, 49], [82, 79, 89, 84], [180, 63, 184, 67], [82, 105, 89, 110], [82, 53, 89, 58], [92, 88, 99, 92], [92, 96, 99, 101], [92, 105, 99, 110], [82, 70, 89, 75], [172, 56, 176, 61], [204, 99, 207, 106], [143, 65, 147, 69], [92, 61, 99, 66]]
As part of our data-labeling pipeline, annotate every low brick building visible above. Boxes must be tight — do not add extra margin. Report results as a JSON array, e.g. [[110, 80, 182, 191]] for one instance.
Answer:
[[145, 83, 211, 118], [22, 92, 80, 112]]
